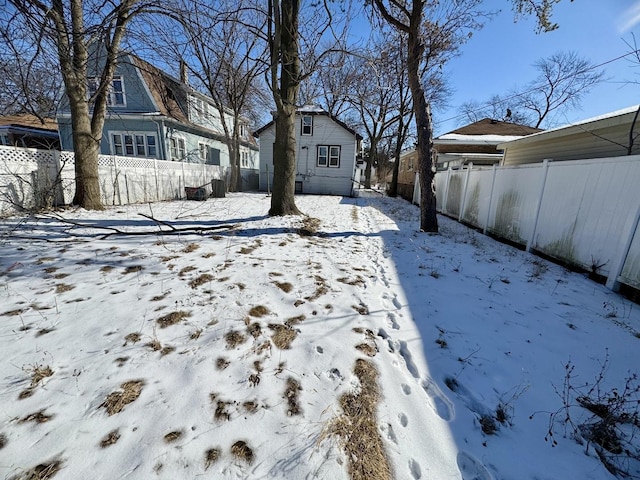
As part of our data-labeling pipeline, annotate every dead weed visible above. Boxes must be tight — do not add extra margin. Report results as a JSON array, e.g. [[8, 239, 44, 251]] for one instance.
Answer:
[[189, 273, 214, 288], [9, 459, 62, 480], [224, 330, 246, 349], [204, 448, 220, 470], [298, 216, 321, 236], [156, 311, 191, 328], [230, 440, 254, 464], [100, 380, 144, 416], [164, 430, 183, 443], [284, 377, 302, 416], [326, 359, 391, 480], [99, 429, 121, 448], [248, 305, 270, 318], [54, 284, 74, 294], [269, 324, 298, 350]]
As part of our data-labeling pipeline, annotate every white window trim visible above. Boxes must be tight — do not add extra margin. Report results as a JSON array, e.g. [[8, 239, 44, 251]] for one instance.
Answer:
[[198, 142, 210, 162], [89, 76, 127, 107], [110, 131, 158, 158], [170, 136, 186, 161], [317, 145, 340, 168], [301, 115, 313, 136]]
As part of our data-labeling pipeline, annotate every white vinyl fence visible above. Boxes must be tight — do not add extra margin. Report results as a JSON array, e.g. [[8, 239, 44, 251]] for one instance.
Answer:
[[0, 146, 225, 215], [414, 155, 640, 292]]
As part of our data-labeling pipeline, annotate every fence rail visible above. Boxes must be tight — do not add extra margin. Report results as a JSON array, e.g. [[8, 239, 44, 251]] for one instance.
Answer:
[[0, 146, 225, 215], [413, 155, 640, 292]]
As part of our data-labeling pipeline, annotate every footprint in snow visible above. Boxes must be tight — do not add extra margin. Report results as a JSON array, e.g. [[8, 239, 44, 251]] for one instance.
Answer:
[[409, 458, 422, 479], [421, 378, 454, 421], [398, 413, 408, 427], [457, 451, 493, 480], [402, 384, 411, 395]]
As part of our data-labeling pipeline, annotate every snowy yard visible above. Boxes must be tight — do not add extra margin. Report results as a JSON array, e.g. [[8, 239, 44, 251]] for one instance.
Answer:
[[0, 193, 638, 479]]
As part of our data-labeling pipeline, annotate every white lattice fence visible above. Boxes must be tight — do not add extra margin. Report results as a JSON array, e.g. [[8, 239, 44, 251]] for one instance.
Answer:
[[0, 146, 225, 214]]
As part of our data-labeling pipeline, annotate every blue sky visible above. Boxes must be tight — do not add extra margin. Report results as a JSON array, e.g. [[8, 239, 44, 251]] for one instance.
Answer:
[[433, 0, 640, 135]]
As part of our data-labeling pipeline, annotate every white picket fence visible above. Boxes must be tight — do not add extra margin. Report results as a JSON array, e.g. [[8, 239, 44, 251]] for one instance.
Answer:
[[413, 155, 640, 292], [0, 146, 225, 215]]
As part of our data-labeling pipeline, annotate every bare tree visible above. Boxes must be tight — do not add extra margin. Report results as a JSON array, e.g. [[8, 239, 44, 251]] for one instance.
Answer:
[[518, 51, 605, 128], [4, 0, 151, 210], [150, 0, 269, 192], [372, 0, 487, 232], [458, 51, 604, 128], [0, 15, 62, 120], [265, 0, 349, 216]]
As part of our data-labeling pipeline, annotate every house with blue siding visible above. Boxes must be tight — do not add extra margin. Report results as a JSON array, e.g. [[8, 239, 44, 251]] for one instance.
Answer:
[[57, 53, 259, 189], [254, 106, 362, 196]]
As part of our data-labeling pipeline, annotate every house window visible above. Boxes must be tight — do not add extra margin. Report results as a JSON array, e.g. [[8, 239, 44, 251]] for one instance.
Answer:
[[208, 147, 221, 165], [241, 151, 249, 168], [110, 132, 158, 158], [239, 124, 246, 137], [317, 145, 340, 168], [199, 143, 210, 162], [88, 76, 126, 106], [301, 115, 313, 136], [170, 137, 186, 161], [191, 96, 207, 119]]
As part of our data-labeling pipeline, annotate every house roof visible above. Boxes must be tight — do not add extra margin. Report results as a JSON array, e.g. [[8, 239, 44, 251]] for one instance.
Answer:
[[253, 107, 363, 140], [130, 55, 258, 150], [436, 118, 543, 143], [496, 105, 640, 149], [0, 114, 58, 133]]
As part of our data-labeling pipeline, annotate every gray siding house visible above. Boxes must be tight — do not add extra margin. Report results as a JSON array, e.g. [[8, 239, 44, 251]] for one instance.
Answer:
[[57, 54, 259, 188], [254, 106, 362, 196]]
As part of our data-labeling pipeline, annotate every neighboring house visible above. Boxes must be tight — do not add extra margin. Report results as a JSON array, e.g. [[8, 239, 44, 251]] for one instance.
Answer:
[[393, 118, 541, 202], [56, 53, 259, 189], [498, 105, 640, 166], [0, 115, 60, 150], [254, 105, 362, 196]]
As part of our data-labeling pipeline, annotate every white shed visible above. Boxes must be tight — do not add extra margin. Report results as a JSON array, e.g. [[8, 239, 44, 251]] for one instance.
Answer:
[[254, 106, 362, 196]]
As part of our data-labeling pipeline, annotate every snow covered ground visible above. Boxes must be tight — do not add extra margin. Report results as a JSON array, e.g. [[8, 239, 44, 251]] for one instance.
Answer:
[[0, 192, 638, 480]]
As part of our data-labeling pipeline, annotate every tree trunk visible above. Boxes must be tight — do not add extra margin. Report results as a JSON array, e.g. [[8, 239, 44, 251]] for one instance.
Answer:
[[268, 0, 301, 216], [388, 142, 401, 197], [69, 87, 103, 209], [270, 103, 301, 215], [407, 6, 437, 232]]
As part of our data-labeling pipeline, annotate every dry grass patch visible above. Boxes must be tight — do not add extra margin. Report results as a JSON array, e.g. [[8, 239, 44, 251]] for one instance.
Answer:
[[35, 328, 54, 337], [337, 275, 365, 286], [298, 216, 321, 236], [4, 308, 25, 316], [123, 265, 143, 274], [190, 328, 202, 340], [100, 380, 144, 416], [150, 293, 168, 301], [160, 345, 175, 356], [286, 315, 305, 327], [54, 284, 74, 294], [43, 267, 57, 274], [100, 265, 114, 273], [147, 339, 162, 351], [269, 324, 297, 350], [28, 365, 53, 386], [355, 343, 378, 357], [100, 429, 121, 448], [230, 440, 254, 464], [246, 322, 262, 339], [216, 357, 230, 370], [284, 377, 302, 416], [160, 255, 179, 263], [189, 273, 214, 288], [53, 273, 69, 279], [178, 265, 197, 276], [0, 433, 7, 449], [327, 359, 391, 480], [273, 281, 293, 293], [35, 257, 55, 265], [204, 448, 220, 470], [248, 305, 270, 318], [224, 330, 246, 349], [9, 459, 62, 480], [305, 275, 329, 301], [182, 243, 199, 253], [352, 303, 369, 315], [156, 310, 190, 328], [201, 252, 215, 258], [243, 401, 259, 413], [19, 410, 53, 424], [164, 430, 183, 443], [123, 332, 141, 345]]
